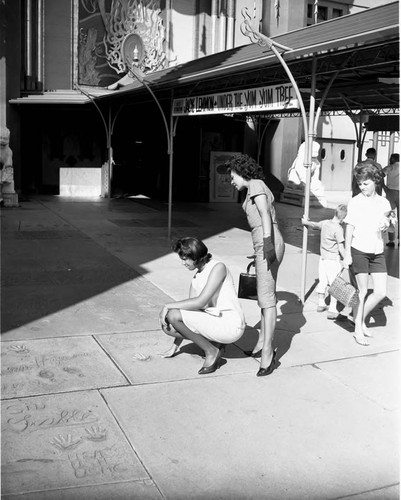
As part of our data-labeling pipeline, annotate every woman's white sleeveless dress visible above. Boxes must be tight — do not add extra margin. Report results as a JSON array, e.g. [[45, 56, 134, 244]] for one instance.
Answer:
[[180, 259, 245, 343]]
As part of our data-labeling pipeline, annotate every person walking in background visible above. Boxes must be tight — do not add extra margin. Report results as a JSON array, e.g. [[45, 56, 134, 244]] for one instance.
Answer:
[[383, 153, 399, 247], [343, 163, 391, 346], [302, 204, 347, 320], [226, 154, 285, 377], [159, 237, 245, 375], [364, 147, 382, 169]]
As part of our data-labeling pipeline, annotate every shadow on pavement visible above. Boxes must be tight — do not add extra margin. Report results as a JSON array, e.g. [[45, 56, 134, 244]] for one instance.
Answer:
[[0, 196, 398, 335], [240, 291, 306, 363]]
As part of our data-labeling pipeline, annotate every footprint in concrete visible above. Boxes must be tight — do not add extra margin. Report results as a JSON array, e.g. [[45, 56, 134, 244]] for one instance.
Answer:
[[38, 369, 55, 381], [62, 366, 85, 377], [133, 353, 152, 361]]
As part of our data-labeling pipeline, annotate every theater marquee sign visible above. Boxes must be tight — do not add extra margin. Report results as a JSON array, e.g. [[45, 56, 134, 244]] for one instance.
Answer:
[[172, 83, 298, 116]]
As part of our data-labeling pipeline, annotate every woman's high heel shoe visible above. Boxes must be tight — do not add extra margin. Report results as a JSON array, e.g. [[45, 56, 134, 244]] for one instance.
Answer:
[[198, 352, 222, 375], [244, 349, 262, 358], [256, 349, 277, 377]]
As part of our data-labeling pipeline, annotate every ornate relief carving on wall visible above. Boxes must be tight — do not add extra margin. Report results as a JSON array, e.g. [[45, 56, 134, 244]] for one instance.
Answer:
[[104, 0, 166, 75], [79, 27, 102, 85], [79, 0, 119, 86], [0, 126, 18, 207], [78, 0, 166, 86]]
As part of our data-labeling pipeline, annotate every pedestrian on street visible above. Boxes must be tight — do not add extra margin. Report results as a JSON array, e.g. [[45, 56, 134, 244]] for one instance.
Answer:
[[343, 163, 391, 346], [383, 152, 399, 247], [159, 237, 245, 375], [226, 153, 285, 377], [301, 204, 347, 319]]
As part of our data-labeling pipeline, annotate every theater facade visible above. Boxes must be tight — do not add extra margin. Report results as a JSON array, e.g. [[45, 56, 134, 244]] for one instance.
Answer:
[[3, 0, 399, 201]]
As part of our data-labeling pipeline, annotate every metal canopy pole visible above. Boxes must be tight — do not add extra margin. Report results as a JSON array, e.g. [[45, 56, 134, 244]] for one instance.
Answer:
[[301, 57, 317, 304], [107, 107, 113, 198], [168, 90, 179, 241], [75, 86, 123, 199], [241, 11, 311, 302], [130, 67, 175, 240]]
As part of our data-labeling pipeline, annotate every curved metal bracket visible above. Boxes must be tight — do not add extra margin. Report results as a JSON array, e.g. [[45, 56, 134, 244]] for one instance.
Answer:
[[240, 7, 291, 52]]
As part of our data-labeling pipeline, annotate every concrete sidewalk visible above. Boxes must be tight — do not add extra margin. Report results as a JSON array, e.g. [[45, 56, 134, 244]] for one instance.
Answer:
[[1, 195, 400, 499]]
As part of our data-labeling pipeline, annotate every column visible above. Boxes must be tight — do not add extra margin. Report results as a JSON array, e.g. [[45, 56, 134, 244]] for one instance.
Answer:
[[211, 0, 217, 54], [36, 0, 43, 89], [226, 0, 235, 50], [25, 0, 33, 86], [218, 0, 226, 53]]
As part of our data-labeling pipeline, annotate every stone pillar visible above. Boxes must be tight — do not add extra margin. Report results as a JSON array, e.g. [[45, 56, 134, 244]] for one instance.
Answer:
[[0, 126, 19, 207]]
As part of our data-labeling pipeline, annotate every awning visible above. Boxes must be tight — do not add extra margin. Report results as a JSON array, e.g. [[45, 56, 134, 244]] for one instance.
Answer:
[[10, 2, 399, 112], [9, 88, 112, 105], [91, 1, 399, 114]]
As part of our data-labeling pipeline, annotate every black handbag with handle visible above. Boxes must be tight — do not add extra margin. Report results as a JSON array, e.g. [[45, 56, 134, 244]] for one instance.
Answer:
[[238, 259, 257, 300]]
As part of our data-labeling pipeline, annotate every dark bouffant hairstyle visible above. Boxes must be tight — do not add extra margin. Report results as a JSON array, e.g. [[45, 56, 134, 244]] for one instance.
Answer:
[[389, 153, 399, 164], [224, 153, 265, 180], [354, 162, 385, 186], [172, 237, 212, 267]]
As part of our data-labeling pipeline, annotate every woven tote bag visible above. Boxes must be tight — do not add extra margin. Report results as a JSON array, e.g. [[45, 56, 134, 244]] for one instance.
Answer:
[[328, 269, 358, 308]]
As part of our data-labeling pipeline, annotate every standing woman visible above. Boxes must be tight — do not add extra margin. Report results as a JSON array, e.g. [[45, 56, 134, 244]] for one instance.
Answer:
[[226, 154, 285, 376], [343, 163, 391, 345]]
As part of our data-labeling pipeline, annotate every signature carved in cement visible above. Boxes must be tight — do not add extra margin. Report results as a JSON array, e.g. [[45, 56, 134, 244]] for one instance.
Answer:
[[68, 447, 127, 478], [5, 404, 98, 433]]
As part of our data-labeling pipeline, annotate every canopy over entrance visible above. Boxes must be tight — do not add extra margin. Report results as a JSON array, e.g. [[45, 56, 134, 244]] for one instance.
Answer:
[[11, 2, 399, 112], [91, 1, 399, 115]]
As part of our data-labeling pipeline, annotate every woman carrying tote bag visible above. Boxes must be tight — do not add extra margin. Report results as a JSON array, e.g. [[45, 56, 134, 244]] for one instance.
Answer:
[[343, 163, 391, 346]]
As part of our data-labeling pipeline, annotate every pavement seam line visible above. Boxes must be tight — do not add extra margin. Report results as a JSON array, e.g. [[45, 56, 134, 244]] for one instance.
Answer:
[[98, 389, 167, 500], [312, 362, 398, 411], [2, 477, 157, 498], [92, 335, 132, 385], [331, 482, 400, 500]]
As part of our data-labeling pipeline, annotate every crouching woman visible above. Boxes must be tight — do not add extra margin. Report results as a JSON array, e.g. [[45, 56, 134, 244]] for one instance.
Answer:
[[159, 237, 245, 375]]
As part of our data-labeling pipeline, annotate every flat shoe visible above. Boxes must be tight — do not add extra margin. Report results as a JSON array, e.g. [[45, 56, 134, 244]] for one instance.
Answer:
[[256, 349, 277, 377], [353, 335, 370, 346], [327, 312, 338, 320], [198, 353, 222, 375], [244, 349, 262, 358], [317, 306, 327, 312]]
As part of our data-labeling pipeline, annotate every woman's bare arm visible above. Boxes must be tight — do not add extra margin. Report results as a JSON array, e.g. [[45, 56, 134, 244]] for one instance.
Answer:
[[343, 224, 354, 267], [253, 194, 271, 237], [162, 262, 227, 313]]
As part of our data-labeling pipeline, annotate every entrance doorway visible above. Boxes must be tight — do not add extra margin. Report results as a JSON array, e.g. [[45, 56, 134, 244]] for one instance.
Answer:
[[319, 138, 355, 191]]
